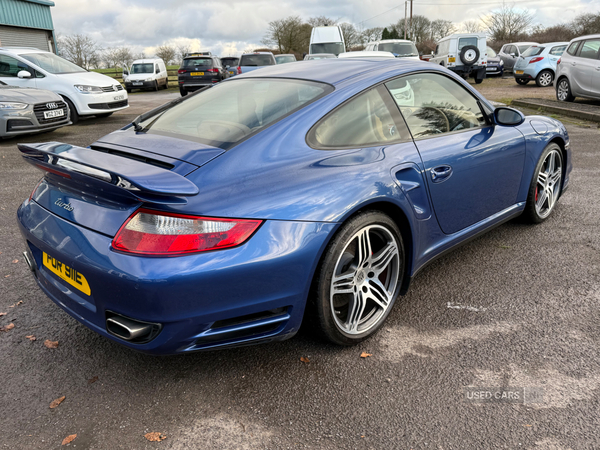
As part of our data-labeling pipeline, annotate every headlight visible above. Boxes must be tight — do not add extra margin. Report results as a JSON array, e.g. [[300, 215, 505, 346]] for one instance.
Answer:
[[0, 102, 28, 109], [500, 60, 504, 65], [74, 85, 102, 93], [145, 77, 153, 82]]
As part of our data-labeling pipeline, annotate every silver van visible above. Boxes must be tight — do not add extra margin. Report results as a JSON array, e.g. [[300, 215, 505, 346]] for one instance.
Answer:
[[556, 34, 600, 102]]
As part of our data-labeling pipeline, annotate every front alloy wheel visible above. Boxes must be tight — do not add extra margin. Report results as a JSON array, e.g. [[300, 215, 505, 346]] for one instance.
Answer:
[[313, 212, 403, 345], [523, 144, 563, 223]]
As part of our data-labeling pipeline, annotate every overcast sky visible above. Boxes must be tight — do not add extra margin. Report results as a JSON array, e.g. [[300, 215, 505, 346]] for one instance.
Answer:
[[51, 0, 595, 57]]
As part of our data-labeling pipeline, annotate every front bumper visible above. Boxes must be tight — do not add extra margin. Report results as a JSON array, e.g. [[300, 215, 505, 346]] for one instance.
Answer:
[[486, 64, 504, 76], [75, 90, 129, 116], [124, 80, 157, 90], [17, 199, 335, 354], [0, 104, 70, 138]]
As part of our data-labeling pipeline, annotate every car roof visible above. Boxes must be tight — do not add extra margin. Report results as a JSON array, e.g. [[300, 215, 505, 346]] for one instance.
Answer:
[[570, 33, 600, 41], [232, 57, 429, 85], [506, 42, 538, 46], [339, 51, 395, 59], [531, 42, 569, 47], [369, 39, 414, 44], [132, 59, 162, 64], [242, 52, 274, 55], [276, 54, 295, 57]]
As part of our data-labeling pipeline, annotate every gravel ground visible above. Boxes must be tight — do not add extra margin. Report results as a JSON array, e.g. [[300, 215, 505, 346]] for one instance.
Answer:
[[1, 88, 599, 450]]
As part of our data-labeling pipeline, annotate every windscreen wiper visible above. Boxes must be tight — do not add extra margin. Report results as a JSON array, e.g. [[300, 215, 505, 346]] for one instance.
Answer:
[[131, 85, 213, 132]]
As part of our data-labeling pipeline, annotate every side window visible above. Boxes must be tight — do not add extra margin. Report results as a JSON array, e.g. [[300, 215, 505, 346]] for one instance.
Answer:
[[506, 45, 515, 55], [0, 55, 30, 77], [566, 41, 580, 56], [308, 86, 406, 148], [549, 45, 566, 56], [386, 73, 487, 139], [578, 39, 600, 60], [434, 45, 439, 55]]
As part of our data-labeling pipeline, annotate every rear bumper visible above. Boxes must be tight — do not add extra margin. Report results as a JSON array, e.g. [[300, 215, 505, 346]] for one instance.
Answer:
[[17, 199, 335, 354], [179, 79, 219, 91]]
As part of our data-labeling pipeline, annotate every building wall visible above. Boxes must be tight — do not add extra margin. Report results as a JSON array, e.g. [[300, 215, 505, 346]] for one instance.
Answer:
[[0, 0, 56, 53]]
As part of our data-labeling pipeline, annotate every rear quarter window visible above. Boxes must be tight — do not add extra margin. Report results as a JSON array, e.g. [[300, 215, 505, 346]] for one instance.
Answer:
[[566, 41, 580, 56]]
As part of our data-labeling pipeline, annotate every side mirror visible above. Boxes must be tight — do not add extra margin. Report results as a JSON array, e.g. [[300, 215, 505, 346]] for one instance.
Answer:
[[123, 69, 129, 76], [494, 107, 525, 126], [155, 68, 159, 74], [510, 53, 516, 57], [17, 70, 32, 79]]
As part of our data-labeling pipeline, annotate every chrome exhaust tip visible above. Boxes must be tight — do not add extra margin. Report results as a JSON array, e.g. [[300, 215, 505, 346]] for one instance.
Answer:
[[106, 315, 160, 343], [22, 251, 35, 273]]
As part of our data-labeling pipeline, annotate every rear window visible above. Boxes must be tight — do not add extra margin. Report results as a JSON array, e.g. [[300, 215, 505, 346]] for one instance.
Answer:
[[486, 47, 497, 57], [141, 78, 332, 149], [276, 55, 296, 64], [522, 46, 544, 57], [458, 38, 478, 50], [221, 58, 239, 66], [240, 54, 275, 66], [182, 58, 213, 68], [518, 45, 532, 53], [378, 42, 418, 56]]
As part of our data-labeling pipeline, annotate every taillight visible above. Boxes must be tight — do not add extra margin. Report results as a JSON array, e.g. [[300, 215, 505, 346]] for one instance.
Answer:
[[29, 178, 43, 202], [237, 66, 241, 73], [208, 68, 219, 73], [557, 58, 561, 65], [529, 57, 544, 64], [177, 69, 186, 74], [112, 208, 263, 256]]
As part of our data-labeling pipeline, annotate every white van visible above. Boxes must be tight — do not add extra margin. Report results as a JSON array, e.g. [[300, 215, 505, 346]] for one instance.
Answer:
[[0, 47, 128, 124], [429, 33, 488, 83], [309, 26, 346, 56], [123, 59, 169, 93], [364, 39, 420, 60]]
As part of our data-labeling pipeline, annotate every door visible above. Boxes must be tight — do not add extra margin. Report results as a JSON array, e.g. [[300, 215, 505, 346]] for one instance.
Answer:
[[505, 45, 517, 71], [571, 39, 600, 95], [385, 72, 526, 235], [0, 54, 38, 88]]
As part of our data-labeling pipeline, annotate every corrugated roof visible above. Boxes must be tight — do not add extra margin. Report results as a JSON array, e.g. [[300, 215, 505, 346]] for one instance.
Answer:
[[0, 0, 55, 31]]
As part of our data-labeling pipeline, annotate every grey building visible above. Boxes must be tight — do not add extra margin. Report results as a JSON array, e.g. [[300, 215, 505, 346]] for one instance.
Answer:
[[0, 0, 57, 53]]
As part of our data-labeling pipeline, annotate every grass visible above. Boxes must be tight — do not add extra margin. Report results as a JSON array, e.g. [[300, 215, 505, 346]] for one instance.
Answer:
[[92, 65, 179, 76]]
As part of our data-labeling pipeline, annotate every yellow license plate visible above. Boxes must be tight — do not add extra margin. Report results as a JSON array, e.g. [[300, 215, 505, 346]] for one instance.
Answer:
[[190, 72, 204, 76], [515, 70, 524, 75], [448, 57, 456, 63], [43, 252, 91, 296]]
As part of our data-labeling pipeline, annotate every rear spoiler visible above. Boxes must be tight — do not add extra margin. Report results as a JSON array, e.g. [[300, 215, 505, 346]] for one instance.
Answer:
[[18, 142, 199, 204]]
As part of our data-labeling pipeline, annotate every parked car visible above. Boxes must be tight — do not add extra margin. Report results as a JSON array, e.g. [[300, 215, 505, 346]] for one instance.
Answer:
[[16, 59, 571, 354], [0, 47, 127, 124], [123, 58, 168, 93], [485, 46, 504, 77], [513, 42, 568, 87], [220, 57, 240, 76], [177, 54, 229, 96], [364, 40, 420, 60], [310, 26, 346, 56], [0, 81, 70, 138], [556, 34, 600, 102], [238, 52, 276, 74], [429, 33, 488, 83], [275, 54, 297, 64], [304, 53, 337, 60], [338, 51, 395, 59], [498, 42, 538, 72]]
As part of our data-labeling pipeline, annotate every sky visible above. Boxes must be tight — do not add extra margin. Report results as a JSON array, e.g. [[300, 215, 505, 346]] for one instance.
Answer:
[[51, 0, 595, 57]]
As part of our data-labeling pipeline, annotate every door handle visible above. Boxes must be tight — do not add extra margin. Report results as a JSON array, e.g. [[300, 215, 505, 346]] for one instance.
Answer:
[[430, 165, 453, 183], [571, 62, 577, 66]]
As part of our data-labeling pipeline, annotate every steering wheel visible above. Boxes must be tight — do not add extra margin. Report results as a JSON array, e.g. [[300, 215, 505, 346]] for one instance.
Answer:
[[403, 107, 450, 136]]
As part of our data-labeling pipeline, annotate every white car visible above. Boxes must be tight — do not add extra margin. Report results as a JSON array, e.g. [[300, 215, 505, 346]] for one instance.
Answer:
[[364, 39, 420, 60], [0, 47, 128, 124], [338, 51, 396, 59], [429, 33, 488, 83], [123, 58, 169, 93]]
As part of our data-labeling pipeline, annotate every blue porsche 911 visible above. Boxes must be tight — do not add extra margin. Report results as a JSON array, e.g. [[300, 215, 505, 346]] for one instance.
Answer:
[[17, 58, 571, 353]]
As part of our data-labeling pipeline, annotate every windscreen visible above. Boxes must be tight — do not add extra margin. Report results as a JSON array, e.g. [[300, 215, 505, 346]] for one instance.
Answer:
[[276, 56, 296, 64], [182, 58, 212, 68], [522, 46, 544, 57], [240, 54, 275, 66], [131, 63, 154, 74], [141, 78, 332, 149], [21, 53, 86, 74], [310, 43, 345, 56], [486, 47, 497, 57], [378, 42, 418, 56]]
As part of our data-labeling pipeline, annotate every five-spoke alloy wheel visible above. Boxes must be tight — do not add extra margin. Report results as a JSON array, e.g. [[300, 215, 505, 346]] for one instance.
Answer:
[[313, 212, 404, 345], [523, 143, 563, 223]]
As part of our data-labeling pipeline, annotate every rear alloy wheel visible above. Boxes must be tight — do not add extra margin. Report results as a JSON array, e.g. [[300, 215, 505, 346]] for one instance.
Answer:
[[313, 211, 403, 345], [556, 78, 575, 102], [536, 70, 554, 87], [516, 78, 530, 85], [523, 143, 563, 223]]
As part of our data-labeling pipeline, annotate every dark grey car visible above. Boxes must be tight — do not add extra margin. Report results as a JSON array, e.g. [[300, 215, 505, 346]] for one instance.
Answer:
[[177, 56, 229, 96], [0, 81, 70, 138], [498, 42, 538, 72]]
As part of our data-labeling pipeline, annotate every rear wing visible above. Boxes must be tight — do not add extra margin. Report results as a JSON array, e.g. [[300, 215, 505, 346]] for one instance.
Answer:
[[18, 142, 199, 204]]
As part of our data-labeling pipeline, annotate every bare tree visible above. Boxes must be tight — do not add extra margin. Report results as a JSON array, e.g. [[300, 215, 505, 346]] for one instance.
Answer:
[[462, 20, 484, 33], [482, 4, 534, 42], [409, 15, 432, 44], [529, 24, 575, 43], [155, 45, 176, 65], [339, 22, 361, 50], [307, 16, 338, 27], [360, 27, 383, 45], [430, 19, 455, 41], [115, 47, 135, 68], [571, 12, 600, 35], [102, 47, 120, 69], [262, 16, 307, 54], [58, 34, 101, 70], [134, 52, 146, 60], [176, 44, 191, 63]]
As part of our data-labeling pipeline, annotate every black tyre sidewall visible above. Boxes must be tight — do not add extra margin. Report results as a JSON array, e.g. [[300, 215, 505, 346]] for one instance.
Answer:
[[312, 211, 404, 346], [523, 143, 563, 224], [516, 78, 529, 85], [61, 96, 79, 125]]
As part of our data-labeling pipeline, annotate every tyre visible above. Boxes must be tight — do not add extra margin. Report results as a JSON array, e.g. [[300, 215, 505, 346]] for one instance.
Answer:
[[522, 143, 563, 223], [164, 78, 169, 89], [95, 112, 113, 118], [556, 78, 575, 102], [475, 75, 484, 84], [61, 96, 79, 125], [516, 78, 530, 85], [180, 88, 187, 97], [312, 211, 404, 345], [126, 88, 132, 93], [460, 45, 480, 66], [535, 70, 554, 87], [154, 81, 159, 91]]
